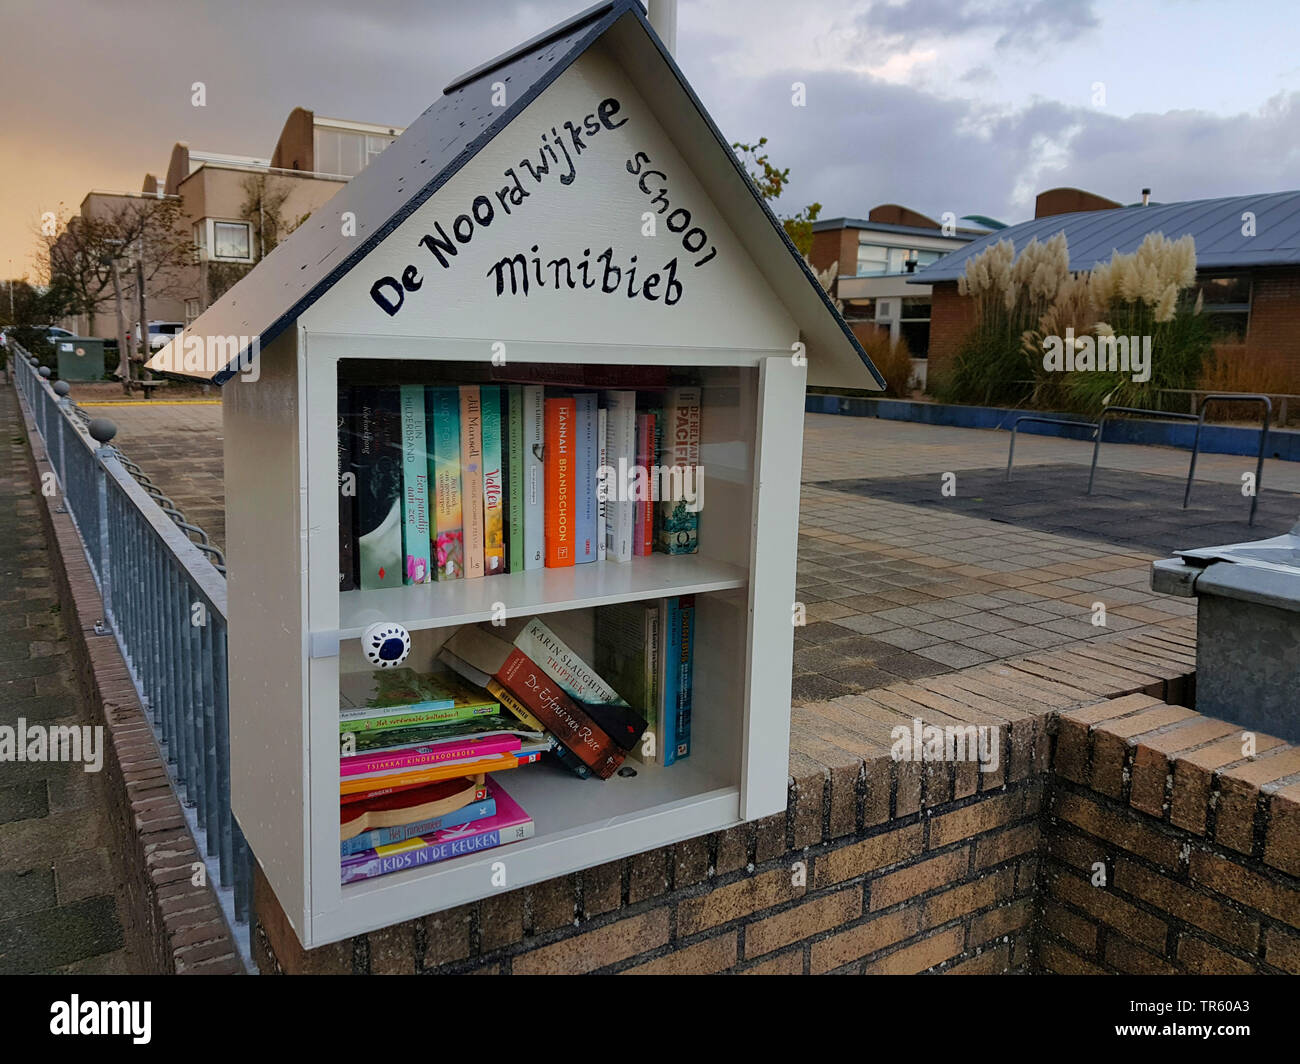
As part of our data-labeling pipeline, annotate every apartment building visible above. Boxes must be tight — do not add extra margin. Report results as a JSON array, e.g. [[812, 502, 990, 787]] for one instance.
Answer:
[[55, 109, 404, 340]]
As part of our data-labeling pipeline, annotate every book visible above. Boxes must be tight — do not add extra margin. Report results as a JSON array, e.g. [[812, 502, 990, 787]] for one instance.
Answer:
[[339, 748, 541, 796], [574, 393, 598, 563], [603, 390, 636, 562], [426, 385, 464, 580], [338, 385, 358, 591], [354, 386, 404, 589], [340, 778, 534, 884], [514, 617, 647, 752], [339, 668, 499, 734], [523, 384, 545, 570], [648, 404, 664, 551], [507, 384, 525, 573], [662, 595, 696, 765], [597, 405, 608, 562], [343, 770, 486, 806], [342, 796, 496, 856], [342, 713, 542, 755], [481, 385, 505, 575], [340, 776, 486, 839], [544, 397, 576, 568], [595, 601, 660, 763], [443, 625, 624, 778], [634, 411, 655, 556], [399, 384, 431, 584], [459, 385, 486, 579], [340, 734, 522, 778], [657, 386, 701, 554]]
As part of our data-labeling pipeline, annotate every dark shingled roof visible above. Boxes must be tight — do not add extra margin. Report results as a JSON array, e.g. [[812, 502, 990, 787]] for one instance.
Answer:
[[912, 190, 1300, 284], [153, 0, 883, 388]]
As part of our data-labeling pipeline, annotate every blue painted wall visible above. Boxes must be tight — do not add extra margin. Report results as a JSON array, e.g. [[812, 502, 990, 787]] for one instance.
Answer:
[[805, 395, 1300, 462]]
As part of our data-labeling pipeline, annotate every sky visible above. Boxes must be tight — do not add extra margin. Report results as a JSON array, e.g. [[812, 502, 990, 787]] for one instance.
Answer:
[[3, 0, 1300, 277]]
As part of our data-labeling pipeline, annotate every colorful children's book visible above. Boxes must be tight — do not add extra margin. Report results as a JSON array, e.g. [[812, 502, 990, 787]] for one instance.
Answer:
[[354, 386, 404, 589], [339, 748, 540, 796], [426, 385, 464, 580], [342, 795, 496, 857], [443, 625, 624, 778], [657, 386, 701, 554], [340, 776, 486, 838], [338, 668, 499, 734], [399, 384, 431, 584], [603, 390, 636, 562], [481, 385, 505, 575], [341, 713, 542, 755], [597, 405, 609, 563], [507, 384, 525, 573], [459, 385, 486, 579], [574, 393, 598, 563], [341, 778, 534, 884], [338, 385, 358, 591], [340, 734, 523, 778], [544, 396, 575, 568], [523, 384, 545, 570], [514, 617, 646, 751], [595, 601, 660, 763]]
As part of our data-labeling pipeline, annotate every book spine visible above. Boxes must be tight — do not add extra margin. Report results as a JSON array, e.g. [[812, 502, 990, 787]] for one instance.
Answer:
[[649, 406, 664, 552], [481, 385, 505, 575], [356, 386, 404, 589], [634, 412, 654, 556], [459, 386, 486, 578], [673, 594, 695, 762], [661, 597, 680, 766], [340, 734, 521, 777], [340, 751, 523, 795], [338, 385, 358, 591], [341, 820, 536, 884], [597, 406, 608, 562], [574, 393, 597, 563], [496, 648, 623, 778], [399, 384, 431, 584], [427, 386, 464, 580], [507, 384, 525, 573], [544, 397, 575, 568], [340, 773, 486, 805], [523, 384, 545, 570], [657, 387, 701, 555], [341, 798, 497, 856], [485, 678, 546, 734], [338, 702, 498, 734], [514, 617, 645, 750], [643, 605, 659, 763], [605, 391, 635, 562]]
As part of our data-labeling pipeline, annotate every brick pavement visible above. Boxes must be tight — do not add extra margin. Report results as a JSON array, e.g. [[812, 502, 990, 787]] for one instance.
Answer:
[[0, 385, 137, 974]]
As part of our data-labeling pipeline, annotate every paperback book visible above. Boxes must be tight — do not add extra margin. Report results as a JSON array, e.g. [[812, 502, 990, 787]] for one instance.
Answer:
[[354, 386, 404, 589], [400, 384, 431, 583], [426, 385, 464, 580], [657, 386, 701, 555], [340, 776, 486, 840], [481, 385, 505, 575], [459, 385, 486, 578], [523, 384, 545, 570]]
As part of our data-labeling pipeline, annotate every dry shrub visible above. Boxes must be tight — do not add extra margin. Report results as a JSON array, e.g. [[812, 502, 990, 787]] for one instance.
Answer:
[[1199, 342, 1300, 424], [859, 328, 914, 397]]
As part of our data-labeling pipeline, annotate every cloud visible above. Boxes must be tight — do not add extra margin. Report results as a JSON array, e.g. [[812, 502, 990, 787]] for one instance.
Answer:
[[856, 0, 1100, 50]]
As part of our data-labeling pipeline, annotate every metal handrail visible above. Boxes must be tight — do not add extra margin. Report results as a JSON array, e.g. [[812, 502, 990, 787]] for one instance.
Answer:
[[1184, 393, 1271, 525], [1005, 414, 1097, 480], [8, 346, 250, 938], [1087, 406, 1200, 494]]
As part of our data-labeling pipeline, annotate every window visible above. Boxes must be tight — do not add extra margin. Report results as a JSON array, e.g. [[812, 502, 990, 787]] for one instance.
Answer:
[[185, 299, 200, 324], [213, 221, 252, 262], [314, 128, 396, 177], [1194, 272, 1250, 340], [857, 240, 949, 277], [899, 296, 933, 358], [856, 243, 889, 276]]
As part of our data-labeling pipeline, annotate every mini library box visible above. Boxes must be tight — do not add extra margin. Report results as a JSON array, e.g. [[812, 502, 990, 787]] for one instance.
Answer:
[[150, 0, 882, 948]]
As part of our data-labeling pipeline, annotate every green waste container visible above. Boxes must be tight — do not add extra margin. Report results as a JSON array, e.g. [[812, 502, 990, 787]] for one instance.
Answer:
[[55, 337, 105, 381]]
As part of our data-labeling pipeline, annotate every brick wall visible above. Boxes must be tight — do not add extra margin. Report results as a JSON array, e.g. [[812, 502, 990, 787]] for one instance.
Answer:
[[924, 281, 973, 387], [254, 629, 1300, 976], [1244, 268, 1300, 385], [255, 773, 1044, 975]]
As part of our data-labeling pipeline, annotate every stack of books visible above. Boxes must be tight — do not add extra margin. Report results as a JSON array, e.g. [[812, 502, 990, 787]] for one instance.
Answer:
[[338, 381, 703, 591], [338, 668, 546, 883]]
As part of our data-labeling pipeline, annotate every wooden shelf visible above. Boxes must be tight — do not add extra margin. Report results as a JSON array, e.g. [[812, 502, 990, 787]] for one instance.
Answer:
[[336, 553, 747, 636]]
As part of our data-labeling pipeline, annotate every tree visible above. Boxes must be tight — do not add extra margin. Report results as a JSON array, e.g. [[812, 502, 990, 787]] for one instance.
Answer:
[[731, 137, 822, 256], [206, 174, 308, 304]]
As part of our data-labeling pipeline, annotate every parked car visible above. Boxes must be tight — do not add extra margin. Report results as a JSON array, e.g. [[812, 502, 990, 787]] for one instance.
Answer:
[[133, 321, 185, 352]]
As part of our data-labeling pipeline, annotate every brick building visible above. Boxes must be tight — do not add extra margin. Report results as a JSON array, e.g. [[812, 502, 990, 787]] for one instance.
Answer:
[[914, 186, 1300, 389]]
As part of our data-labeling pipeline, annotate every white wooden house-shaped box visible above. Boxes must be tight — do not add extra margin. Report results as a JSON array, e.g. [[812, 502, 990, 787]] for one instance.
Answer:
[[151, 0, 882, 947]]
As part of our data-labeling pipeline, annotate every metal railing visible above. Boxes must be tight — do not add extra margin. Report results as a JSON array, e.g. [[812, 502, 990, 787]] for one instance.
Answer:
[[1005, 414, 1097, 480], [11, 347, 252, 931]]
